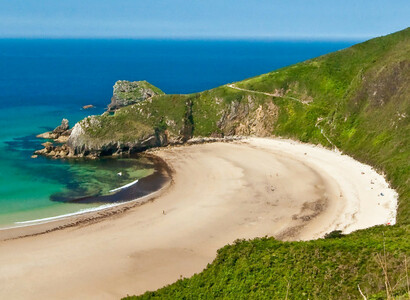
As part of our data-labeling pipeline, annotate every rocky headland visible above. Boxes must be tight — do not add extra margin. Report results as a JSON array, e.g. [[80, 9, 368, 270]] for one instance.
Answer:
[[35, 79, 276, 158], [34, 80, 167, 158]]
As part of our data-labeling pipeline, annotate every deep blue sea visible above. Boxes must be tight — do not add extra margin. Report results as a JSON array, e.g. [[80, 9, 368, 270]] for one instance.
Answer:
[[0, 39, 356, 227]]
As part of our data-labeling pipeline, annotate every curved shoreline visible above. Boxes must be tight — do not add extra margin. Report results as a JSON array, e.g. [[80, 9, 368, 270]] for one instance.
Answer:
[[0, 138, 397, 299], [0, 154, 173, 239], [63, 154, 172, 205]]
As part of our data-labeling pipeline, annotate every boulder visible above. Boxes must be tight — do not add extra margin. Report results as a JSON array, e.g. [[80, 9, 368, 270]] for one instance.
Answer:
[[42, 142, 54, 151], [36, 131, 56, 139]]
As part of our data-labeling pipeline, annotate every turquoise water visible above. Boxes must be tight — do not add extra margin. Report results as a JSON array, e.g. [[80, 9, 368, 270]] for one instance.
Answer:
[[0, 104, 154, 227], [0, 39, 356, 227]]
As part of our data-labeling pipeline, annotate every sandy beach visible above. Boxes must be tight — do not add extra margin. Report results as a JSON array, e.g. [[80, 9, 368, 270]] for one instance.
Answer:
[[0, 138, 397, 299]]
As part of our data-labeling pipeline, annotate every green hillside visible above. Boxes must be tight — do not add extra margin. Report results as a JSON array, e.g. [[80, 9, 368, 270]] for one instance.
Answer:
[[102, 28, 409, 299]]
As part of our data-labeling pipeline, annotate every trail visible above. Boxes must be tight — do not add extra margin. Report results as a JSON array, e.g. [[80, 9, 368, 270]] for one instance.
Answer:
[[226, 83, 310, 105], [227, 84, 339, 149]]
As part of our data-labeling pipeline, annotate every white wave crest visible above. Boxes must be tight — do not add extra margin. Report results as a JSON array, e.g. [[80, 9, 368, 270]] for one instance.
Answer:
[[13, 203, 121, 226]]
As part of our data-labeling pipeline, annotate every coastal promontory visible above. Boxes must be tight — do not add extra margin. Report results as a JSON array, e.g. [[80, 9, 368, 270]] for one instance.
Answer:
[[107, 80, 165, 112]]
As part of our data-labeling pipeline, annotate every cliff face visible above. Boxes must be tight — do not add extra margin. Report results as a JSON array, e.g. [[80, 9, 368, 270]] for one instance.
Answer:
[[107, 80, 165, 112], [216, 96, 277, 136], [67, 115, 165, 157]]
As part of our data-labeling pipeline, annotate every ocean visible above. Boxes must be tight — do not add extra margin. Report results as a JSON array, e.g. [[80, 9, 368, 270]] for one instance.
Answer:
[[0, 39, 356, 227]]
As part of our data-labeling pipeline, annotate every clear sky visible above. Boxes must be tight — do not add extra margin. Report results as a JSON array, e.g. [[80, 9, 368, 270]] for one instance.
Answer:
[[0, 0, 409, 39]]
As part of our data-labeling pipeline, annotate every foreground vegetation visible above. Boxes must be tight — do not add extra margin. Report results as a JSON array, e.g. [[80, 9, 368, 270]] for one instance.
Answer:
[[125, 226, 409, 299], [112, 28, 410, 299]]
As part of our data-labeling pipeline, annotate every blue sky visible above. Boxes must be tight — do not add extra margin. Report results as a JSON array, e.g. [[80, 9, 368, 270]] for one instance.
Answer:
[[0, 0, 408, 39]]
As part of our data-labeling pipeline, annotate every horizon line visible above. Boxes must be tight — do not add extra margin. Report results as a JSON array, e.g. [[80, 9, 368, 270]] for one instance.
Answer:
[[0, 35, 373, 42]]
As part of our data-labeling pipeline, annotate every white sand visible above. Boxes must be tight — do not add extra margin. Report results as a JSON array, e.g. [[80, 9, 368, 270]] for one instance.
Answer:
[[0, 138, 397, 299]]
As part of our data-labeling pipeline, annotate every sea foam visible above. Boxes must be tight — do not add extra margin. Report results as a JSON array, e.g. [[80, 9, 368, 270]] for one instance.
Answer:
[[109, 179, 139, 193]]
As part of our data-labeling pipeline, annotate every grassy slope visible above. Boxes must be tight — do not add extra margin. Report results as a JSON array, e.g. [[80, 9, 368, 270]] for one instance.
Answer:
[[117, 28, 409, 299]]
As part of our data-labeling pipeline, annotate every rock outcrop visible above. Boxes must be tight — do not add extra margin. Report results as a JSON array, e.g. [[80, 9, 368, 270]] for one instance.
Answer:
[[35, 119, 72, 158], [36, 118, 72, 142], [107, 80, 164, 112], [34, 142, 70, 158], [66, 119, 167, 158], [216, 96, 277, 136]]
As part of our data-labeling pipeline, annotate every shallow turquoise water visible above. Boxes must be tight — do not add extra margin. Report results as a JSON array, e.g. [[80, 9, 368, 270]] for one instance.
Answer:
[[0, 104, 154, 227]]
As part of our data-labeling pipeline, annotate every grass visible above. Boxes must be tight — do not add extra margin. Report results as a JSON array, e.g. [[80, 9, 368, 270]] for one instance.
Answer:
[[114, 80, 165, 102], [125, 226, 409, 299]]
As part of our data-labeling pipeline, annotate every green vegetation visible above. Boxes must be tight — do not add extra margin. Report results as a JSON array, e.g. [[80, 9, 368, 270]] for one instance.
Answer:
[[125, 226, 409, 299], [80, 94, 189, 144], [115, 80, 165, 101], [79, 28, 409, 299], [138, 80, 165, 96]]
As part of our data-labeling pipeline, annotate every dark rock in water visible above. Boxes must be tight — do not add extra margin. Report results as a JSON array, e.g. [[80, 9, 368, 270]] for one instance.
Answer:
[[52, 118, 69, 135], [107, 80, 164, 112]]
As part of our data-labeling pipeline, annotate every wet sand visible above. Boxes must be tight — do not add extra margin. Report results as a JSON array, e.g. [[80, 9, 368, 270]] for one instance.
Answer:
[[0, 138, 397, 299]]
